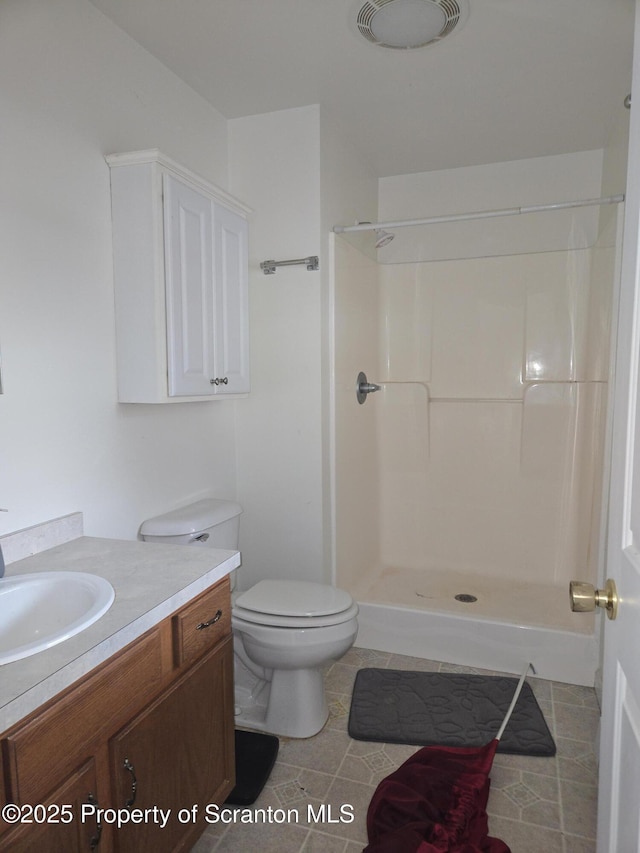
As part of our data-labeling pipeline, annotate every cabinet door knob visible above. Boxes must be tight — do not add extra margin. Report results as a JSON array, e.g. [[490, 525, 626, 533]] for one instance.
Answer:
[[209, 377, 229, 386], [196, 609, 223, 630]]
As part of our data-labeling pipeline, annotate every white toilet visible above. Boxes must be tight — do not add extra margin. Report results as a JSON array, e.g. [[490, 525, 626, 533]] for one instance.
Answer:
[[140, 499, 359, 738]]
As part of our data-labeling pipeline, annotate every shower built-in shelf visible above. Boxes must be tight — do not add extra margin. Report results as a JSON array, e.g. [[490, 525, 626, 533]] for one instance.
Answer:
[[371, 379, 605, 405], [429, 397, 522, 404], [362, 378, 606, 474]]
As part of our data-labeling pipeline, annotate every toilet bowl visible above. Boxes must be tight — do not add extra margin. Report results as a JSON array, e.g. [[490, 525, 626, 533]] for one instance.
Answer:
[[232, 579, 359, 737], [139, 500, 359, 738]]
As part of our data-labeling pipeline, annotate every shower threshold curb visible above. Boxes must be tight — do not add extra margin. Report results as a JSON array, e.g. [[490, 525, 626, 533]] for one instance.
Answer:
[[355, 600, 598, 686]]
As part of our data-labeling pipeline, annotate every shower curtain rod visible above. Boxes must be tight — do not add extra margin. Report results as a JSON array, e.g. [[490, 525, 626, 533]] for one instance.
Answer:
[[332, 193, 625, 234]]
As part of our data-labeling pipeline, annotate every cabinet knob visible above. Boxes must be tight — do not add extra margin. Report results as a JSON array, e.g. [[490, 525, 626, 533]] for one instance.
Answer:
[[210, 377, 229, 386]]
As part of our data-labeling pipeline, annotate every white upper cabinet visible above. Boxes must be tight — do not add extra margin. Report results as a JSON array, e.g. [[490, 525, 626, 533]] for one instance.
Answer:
[[107, 150, 250, 403]]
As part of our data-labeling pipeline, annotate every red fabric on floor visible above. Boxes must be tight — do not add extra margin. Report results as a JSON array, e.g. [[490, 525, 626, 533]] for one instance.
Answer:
[[365, 739, 510, 853]]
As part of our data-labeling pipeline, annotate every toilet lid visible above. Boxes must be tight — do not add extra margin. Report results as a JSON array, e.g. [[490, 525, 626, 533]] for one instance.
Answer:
[[234, 580, 353, 618], [232, 600, 359, 629]]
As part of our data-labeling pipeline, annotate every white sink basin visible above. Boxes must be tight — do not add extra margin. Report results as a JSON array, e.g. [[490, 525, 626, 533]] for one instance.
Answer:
[[0, 572, 115, 665]]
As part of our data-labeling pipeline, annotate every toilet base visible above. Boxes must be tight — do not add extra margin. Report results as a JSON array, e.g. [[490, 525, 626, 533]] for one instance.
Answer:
[[234, 666, 329, 739]]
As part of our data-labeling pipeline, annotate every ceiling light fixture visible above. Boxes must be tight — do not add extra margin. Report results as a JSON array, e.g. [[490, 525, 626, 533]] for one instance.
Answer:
[[356, 0, 468, 50]]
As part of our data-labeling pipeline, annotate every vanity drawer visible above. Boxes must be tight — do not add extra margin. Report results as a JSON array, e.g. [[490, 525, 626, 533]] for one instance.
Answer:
[[173, 576, 231, 667]]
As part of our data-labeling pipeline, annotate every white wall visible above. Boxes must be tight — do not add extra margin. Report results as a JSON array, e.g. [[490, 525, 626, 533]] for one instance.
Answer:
[[0, 0, 238, 540], [0, 0, 381, 577], [228, 107, 325, 588], [228, 105, 378, 589]]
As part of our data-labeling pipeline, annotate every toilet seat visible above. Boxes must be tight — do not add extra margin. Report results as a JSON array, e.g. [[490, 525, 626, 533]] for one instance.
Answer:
[[233, 580, 358, 628], [233, 602, 359, 629]]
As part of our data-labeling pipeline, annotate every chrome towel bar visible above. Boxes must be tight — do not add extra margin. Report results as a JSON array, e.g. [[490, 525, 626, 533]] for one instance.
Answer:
[[260, 256, 319, 275]]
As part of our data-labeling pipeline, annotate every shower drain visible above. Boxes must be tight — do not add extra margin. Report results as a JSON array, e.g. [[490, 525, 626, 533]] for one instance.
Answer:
[[454, 593, 478, 603]]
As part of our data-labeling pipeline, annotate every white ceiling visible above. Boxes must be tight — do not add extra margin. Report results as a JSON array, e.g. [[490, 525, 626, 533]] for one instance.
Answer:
[[89, 0, 634, 178]]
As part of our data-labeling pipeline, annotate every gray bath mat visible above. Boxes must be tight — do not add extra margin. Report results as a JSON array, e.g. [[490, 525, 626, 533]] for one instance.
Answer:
[[348, 668, 555, 756]]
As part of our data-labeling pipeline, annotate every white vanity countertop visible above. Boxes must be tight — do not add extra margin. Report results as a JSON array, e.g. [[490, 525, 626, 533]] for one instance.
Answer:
[[0, 536, 240, 732]]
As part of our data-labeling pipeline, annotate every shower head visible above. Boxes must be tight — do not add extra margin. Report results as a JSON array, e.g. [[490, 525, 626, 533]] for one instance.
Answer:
[[375, 228, 395, 248]]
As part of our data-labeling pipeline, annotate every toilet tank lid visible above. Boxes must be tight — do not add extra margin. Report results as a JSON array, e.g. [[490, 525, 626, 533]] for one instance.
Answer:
[[235, 580, 354, 618], [140, 499, 242, 537]]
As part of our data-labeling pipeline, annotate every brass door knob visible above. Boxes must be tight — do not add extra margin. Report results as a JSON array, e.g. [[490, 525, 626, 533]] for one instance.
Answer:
[[569, 578, 618, 620]]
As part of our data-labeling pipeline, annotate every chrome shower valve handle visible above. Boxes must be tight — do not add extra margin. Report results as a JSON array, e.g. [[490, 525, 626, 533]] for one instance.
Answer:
[[357, 371, 381, 404]]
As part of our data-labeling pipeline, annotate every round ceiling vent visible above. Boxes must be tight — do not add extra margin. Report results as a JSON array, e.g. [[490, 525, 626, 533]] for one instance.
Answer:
[[356, 0, 467, 49]]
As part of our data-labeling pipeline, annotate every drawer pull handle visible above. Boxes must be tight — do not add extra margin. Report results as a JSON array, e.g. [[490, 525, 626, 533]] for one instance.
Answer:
[[196, 609, 223, 630], [87, 793, 102, 850], [123, 758, 138, 807]]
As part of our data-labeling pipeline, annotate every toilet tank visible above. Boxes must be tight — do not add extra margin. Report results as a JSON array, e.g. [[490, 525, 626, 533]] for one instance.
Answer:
[[139, 499, 242, 549]]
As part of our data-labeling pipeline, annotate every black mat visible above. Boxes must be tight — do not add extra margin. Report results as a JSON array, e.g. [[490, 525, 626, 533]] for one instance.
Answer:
[[348, 668, 555, 756], [224, 730, 279, 805]]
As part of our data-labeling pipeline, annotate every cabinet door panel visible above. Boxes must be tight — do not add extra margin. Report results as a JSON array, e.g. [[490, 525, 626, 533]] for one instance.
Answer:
[[1, 761, 101, 853], [214, 204, 250, 393], [5, 626, 164, 805], [110, 637, 235, 853], [164, 174, 215, 397]]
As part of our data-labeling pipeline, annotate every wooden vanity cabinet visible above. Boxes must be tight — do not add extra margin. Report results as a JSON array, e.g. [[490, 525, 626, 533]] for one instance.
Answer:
[[0, 576, 234, 853]]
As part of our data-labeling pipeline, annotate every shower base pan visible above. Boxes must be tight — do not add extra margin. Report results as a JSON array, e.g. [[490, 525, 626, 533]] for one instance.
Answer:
[[351, 567, 599, 686]]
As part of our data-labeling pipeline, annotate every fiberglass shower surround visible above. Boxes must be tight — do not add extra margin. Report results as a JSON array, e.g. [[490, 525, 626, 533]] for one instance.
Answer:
[[332, 192, 621, 682]]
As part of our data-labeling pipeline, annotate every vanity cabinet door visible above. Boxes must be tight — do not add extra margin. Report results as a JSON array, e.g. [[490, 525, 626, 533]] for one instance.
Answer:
[[109, 636, 235, 853], [1, 760, 101, 853]]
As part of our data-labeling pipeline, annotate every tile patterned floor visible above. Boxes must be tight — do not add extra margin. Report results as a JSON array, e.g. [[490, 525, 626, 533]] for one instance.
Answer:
[[191, 647, 600, 853]]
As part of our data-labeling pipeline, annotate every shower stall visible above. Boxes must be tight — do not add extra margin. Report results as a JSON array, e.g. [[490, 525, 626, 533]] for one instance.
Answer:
[[330, 184, 623, 686]]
